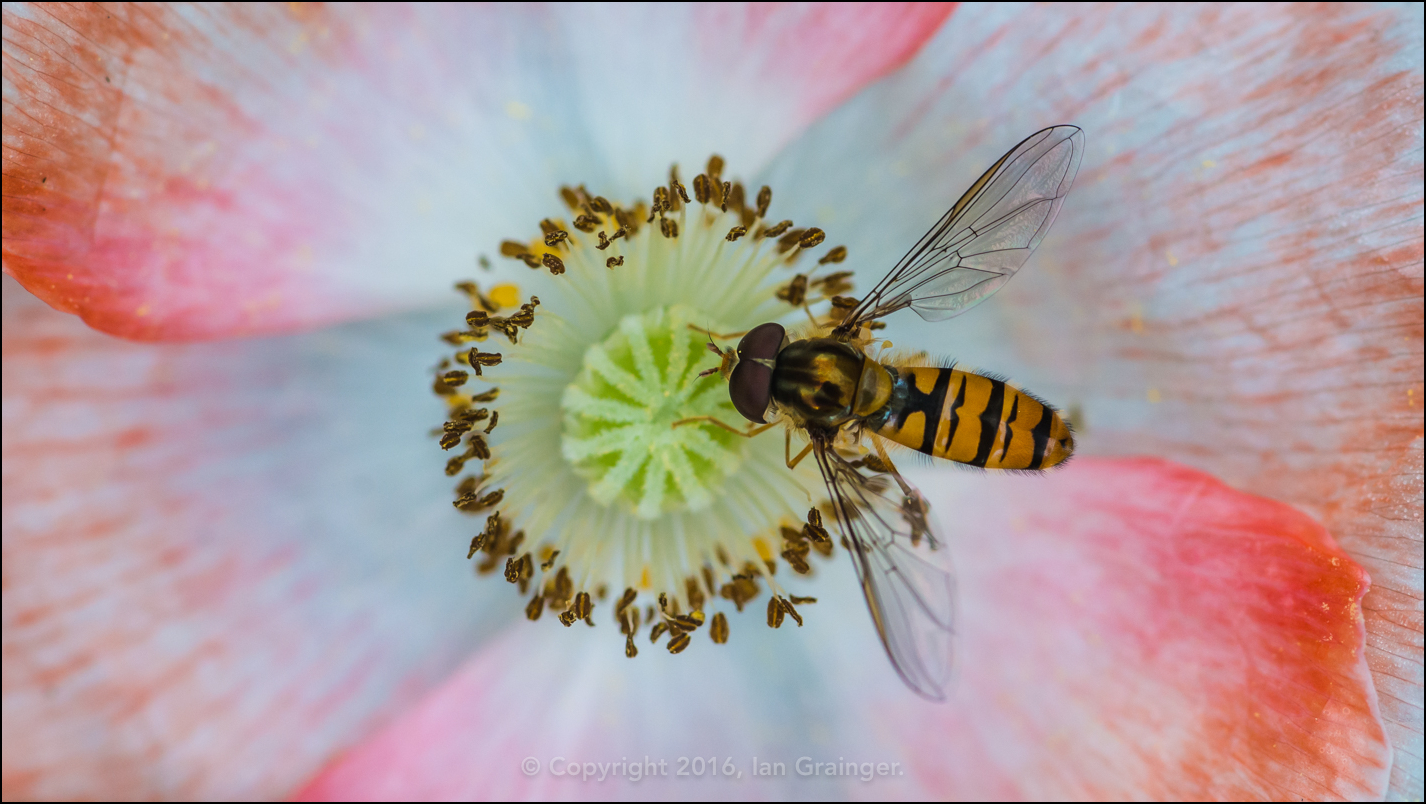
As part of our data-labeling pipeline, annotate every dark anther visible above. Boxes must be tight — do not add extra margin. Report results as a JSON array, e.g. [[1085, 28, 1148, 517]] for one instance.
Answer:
[[728, 183, 746, 216], [660, 218, 678, 239], [726, 226, 747, 242], [544, 229, 569, 247], [777, 228, 805, 253], [762, 220, 792, 239], [811, 271, 853, 297], [542, 253, 565, 275], [798, 228, 826, 249], [617, 587, 638, 616], [467, 513, 500, 559], [441, 330, 485, 345], [573, 214, 600, 233], [467, 349, 503, 375], [650, 187, 670, 221], [499, 240, 529, 257], [776, 275, 808, 306], [615, 207, 636, 231], [782, 542, 811, 574], [454, 487, 503, 512], [805, 507, 831, 543], [756, 186, 771, 218], [767, 596, 784, 628], [710, 612, 729, 644], [780, 596, 803, 627], [818, 245, 847, 265], [468, 434, 491, 460], [693, 174, 712, 204], [607, 256, 624, 269]]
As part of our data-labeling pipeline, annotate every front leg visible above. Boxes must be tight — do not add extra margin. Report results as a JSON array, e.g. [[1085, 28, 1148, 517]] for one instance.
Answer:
[[671, 416, 775, 438], [786, 429, 814, 469]]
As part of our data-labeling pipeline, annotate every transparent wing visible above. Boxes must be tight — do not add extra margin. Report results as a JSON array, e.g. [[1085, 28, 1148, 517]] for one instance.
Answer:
[[811, 434, 955, 700], [837, 126, 1083, 334]]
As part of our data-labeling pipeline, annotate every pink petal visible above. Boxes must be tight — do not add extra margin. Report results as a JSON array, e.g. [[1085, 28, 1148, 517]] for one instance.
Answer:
[[1, 2, 953, 342], [1, 277, 521, 799], [764, 4, 1423, 795], [296, 458, 1389, 800], [897, 459, 1389, 799]]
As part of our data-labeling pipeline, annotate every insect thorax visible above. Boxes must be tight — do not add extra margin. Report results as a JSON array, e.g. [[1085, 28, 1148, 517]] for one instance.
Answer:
[[771, 338, 866, 427]]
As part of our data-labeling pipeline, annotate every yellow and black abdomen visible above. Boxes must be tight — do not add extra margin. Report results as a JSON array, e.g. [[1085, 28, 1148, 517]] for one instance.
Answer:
[[871, 366, 1074, 470]]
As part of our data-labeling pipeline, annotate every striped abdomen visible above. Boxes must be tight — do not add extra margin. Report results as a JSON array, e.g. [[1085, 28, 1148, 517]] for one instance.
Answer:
[[871, 366, 1074, 470]]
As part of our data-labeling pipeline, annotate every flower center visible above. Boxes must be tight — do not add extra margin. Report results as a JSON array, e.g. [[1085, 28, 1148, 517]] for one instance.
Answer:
[[561, 306, 745, 519], [432, 155, 856, 658]]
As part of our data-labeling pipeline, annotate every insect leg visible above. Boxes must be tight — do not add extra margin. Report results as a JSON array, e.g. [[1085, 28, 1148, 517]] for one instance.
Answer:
[[786, 430, 815, 469], [685, 324, 748, 340], [672, 417, 776, 438], [871, 436, 917, 498], [870, 435, 937, 548], [799, 302, 820, 328]]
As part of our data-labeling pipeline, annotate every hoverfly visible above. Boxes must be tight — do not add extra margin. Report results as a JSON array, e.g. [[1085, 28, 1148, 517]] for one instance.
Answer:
[[683, 126, 1083, 700]]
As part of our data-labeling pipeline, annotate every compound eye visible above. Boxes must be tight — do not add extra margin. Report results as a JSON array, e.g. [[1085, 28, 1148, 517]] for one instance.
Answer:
[[728, 323, 784, 423]]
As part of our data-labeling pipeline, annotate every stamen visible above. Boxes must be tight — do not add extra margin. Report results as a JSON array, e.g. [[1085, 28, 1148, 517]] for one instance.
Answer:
[[710, 612, 729, 644], [433, 158, 858, 658], [761, 220, 793, 239], [798, 228, 826, 248]]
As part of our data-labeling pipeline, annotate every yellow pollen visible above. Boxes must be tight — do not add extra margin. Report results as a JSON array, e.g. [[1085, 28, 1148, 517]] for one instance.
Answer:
[[753, 536, 774, 562], [489, 283, 521, 309]]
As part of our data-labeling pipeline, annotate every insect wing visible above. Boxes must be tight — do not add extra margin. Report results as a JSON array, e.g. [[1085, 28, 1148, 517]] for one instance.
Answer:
[[844, 126, 1083, 331], [812, 437, 955, 700]]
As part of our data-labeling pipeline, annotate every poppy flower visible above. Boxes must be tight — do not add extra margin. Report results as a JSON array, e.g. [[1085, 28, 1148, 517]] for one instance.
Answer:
[[3, 3, 1420, 800]]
